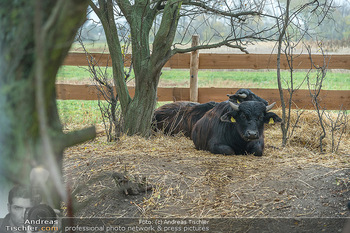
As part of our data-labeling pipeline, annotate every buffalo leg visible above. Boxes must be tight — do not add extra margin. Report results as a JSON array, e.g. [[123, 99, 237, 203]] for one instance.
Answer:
[[246, 140, 264, 156], [210, 144, 235, 155]]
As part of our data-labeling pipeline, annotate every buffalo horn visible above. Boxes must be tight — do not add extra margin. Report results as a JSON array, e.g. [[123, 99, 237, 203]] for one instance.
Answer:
[[266, 102, 276, 112], [229, 101, 240, 111], [237, 93, 248, 98]]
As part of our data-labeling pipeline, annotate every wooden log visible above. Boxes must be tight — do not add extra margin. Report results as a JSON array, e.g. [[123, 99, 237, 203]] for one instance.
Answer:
[[190, 35, 199, 102]]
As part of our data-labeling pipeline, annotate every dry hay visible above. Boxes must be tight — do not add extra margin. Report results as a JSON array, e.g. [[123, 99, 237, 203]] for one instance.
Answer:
[[63, 108, 350, 218], [270, 109, 350, 154]]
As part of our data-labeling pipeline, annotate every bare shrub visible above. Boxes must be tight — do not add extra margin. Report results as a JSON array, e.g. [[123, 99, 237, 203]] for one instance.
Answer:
[[78, 37, 132, 141], [306, 43, 330, 153]]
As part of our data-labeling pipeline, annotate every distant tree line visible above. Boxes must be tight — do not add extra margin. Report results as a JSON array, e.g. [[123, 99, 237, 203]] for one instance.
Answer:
[[79, 0, 350, 44]]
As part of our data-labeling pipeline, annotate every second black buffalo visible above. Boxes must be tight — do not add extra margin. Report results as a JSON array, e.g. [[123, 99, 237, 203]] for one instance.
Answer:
[[152, 101, 217, 137], [191, 101, 281, 156], [227, 88, 268, 105]]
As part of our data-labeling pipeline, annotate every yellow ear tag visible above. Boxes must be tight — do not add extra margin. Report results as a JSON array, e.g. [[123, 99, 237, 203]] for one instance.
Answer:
[[237, 100, 240, 103], [269, 118, 275, 124], [231, 117, 236, 123]]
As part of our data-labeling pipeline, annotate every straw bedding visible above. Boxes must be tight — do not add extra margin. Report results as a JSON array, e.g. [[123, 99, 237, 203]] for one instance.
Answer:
[[63, 109, 350, 218]]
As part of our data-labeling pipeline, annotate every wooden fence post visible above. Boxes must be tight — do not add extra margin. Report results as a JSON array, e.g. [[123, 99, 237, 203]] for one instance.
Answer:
[[190, 35, 199, 102]]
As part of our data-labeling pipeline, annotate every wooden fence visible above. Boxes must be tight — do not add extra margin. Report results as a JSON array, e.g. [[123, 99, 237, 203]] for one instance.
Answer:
[[59, 52, 350, 110], [63, 52, 350, 70], [56, 84, 349, 110]]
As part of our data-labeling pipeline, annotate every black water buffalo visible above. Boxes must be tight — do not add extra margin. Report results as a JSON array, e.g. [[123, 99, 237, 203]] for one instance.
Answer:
[[191, 101, 281, 156], [227, 88, 268, 105], [152, 101, 217, 137]]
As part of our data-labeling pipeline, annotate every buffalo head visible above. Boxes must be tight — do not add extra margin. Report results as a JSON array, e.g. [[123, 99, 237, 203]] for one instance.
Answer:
[[220, 101, 281, 141], [227, 89, 269, 106]]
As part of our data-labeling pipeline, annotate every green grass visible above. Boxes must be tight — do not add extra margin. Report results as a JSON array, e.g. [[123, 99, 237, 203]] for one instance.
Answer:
[[57, 100, 169, 125], [57, 66, 350, 90], [57, 100, 102, 125], [160, 70, 350, 90], [57, 66, 111, 82], [57, 66, 134, 83], [57, 66, 89, 81]]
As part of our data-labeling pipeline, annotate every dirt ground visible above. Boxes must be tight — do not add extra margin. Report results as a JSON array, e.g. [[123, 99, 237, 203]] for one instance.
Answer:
[[62, 111, 350, 232]]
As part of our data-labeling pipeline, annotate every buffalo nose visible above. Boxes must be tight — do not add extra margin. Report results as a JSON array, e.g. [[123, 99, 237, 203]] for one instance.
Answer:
[[246, 130, 259, 139]]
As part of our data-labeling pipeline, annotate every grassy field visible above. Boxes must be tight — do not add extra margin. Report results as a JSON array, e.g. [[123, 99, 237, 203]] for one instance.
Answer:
[[57, 100, 168, 125], [58, 100, 102, 125]]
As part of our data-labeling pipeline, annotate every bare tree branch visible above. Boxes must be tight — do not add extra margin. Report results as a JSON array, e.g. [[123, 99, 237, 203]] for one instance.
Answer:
[[64, 127, 96, 148], [182, 0, 262, 18], [173, 40, 249, 54]]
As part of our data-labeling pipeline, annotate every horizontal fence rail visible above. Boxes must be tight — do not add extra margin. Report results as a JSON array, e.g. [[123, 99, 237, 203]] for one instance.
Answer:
[[56, 84, 350, 110], [63, 52, 350, 70], [60, 52, 349, 110]]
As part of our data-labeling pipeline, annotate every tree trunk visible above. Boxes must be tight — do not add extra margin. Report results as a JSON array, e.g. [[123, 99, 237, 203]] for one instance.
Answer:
[[0, 0, 92, 210], [123, 71, 160, 136], [90, 0, 181, 137]]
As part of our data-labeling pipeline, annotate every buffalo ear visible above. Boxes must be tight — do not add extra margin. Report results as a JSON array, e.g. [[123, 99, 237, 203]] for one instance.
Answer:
[[227, 94, 239, 104], [220, 112, 236, 123], [264, 112, 282, 124]]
